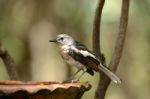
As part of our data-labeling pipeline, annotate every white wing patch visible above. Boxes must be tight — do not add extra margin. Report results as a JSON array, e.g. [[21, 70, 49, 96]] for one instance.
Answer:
[[71, 46, 96, 58], [80, 50, 95, 58]]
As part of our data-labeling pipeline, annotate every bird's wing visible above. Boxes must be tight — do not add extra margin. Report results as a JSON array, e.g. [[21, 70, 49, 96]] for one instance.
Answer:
[[74, 40, 100, 58], [69, 42, 121, 83], [69, 44, 100, 73], [74, 41, 88, 50], [68, 48, 96, 75]]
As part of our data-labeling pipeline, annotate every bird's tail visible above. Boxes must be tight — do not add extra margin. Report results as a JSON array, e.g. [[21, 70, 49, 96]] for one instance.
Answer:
[[98, 63, 121, 84]]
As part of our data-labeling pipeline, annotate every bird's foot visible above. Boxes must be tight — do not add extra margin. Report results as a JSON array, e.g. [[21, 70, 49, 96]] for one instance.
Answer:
[[71, 79, 79, 83], [62, 79, 79, 83]]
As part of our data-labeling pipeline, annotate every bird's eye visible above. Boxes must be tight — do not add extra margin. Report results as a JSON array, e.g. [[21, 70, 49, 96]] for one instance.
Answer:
[[59, 37, 64, 41]]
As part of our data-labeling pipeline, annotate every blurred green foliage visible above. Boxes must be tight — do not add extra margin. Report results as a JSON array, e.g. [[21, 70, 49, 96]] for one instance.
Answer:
[[0, 0, 150, 99]]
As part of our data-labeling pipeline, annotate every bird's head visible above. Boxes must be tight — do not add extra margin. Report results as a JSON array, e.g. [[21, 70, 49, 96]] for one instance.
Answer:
[[49, 34, 74, 46]]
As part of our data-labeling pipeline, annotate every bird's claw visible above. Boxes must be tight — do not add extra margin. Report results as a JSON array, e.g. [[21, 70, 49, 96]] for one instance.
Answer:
[[62, 79, 79, 83], [71, 79, 79, 83]]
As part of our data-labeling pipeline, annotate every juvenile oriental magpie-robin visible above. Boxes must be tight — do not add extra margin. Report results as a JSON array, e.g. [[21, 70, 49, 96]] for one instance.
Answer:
[[49, 34, 121, 84]]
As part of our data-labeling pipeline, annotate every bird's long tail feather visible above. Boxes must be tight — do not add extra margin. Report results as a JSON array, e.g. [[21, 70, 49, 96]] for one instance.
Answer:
[[98, 63, 121, 84]]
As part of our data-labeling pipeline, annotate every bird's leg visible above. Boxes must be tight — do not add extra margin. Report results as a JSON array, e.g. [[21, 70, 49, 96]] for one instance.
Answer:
[[77, 69, 86, 81], [69, 69, 81, 80], [63, 69, 81, 83]]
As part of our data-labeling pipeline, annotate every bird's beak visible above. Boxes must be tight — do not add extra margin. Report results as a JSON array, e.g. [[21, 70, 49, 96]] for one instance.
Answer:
[[49, 39, 57, 42]]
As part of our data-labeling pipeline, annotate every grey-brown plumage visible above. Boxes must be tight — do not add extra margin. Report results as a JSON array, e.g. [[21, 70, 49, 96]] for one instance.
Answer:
[[49, 34, 121, 84]]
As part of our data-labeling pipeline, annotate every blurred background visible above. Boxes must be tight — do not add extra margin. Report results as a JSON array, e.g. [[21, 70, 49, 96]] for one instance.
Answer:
[[0, 0, 149, 99]]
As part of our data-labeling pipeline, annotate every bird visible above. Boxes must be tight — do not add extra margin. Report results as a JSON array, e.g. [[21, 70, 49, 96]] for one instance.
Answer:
[[49, 34, 121, 84]]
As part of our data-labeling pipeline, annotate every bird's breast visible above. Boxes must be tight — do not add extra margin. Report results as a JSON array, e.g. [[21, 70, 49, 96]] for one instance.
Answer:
[[59, 45, 84, 69], [60, 45, 69, 57]]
